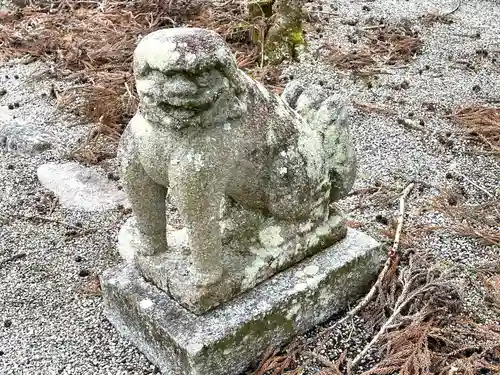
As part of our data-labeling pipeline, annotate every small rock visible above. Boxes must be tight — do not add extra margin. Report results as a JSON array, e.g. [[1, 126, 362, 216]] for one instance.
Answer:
[[4, 320, 12, 328], [375, 214, 389, 225], [476, 48, 488, 57], [0, 108, 53, 154], [344, 18, 359, 26], [107, 172, 120, 181], [78, 269, 90, 277], [65, 230, 78, 237], [447, 195, 458, 206], [37, 162, 129, 212]]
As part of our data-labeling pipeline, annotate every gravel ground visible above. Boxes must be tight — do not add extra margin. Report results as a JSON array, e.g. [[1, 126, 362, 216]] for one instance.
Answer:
[[1, 0, 499, 374]]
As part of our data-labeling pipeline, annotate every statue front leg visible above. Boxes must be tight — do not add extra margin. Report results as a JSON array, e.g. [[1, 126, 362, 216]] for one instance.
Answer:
[[119, 132, 168, 256], [168, 161, 226, 287]]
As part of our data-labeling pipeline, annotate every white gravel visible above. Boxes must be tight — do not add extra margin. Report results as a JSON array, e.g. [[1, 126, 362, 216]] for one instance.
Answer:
[[1, 0, 499, 374], [0, 61, 158, 374]]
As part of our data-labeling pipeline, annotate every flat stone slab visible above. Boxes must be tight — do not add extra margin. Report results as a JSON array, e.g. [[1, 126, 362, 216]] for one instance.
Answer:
[[101, 229, 383, 375], [37, 162, 129, 212]]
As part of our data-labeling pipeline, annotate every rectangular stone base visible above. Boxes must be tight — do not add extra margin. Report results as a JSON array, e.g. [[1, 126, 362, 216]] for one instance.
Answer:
[[101, 229, 383, 375]]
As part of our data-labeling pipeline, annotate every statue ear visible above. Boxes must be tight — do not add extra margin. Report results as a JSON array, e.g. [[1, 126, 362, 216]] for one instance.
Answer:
[[220, 65, 247, 95]]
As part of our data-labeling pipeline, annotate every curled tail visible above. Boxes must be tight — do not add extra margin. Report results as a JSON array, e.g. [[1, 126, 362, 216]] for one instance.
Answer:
[[282, 80, 357, 201]]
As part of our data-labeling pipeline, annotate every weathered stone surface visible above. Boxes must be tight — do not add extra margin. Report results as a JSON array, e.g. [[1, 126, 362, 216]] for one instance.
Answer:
[[102, 229, 383, 375], [37, 162, 128, 211], [0, 107, 53, 153], [118, 213, 346, 314], [118, 27, 357, 313]]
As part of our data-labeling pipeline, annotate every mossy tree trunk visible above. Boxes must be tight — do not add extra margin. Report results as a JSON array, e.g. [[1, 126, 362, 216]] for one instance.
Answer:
[[247, 0, 306, 65]]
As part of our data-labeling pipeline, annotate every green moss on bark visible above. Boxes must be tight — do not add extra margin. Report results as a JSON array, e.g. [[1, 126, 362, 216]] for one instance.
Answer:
[[248, 0, 306, 65], [264, 0, 306, 64]]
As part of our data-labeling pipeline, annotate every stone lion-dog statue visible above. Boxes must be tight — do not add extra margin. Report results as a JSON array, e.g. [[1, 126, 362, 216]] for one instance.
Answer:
[[118, 27, 356, 314]]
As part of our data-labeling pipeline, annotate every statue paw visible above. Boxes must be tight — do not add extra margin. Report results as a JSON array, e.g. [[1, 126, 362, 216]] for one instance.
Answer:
[[190, 265, 225, 288], [137, 235, 168, 256]]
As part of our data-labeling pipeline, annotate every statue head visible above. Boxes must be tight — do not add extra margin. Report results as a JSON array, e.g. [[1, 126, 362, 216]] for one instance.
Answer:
[[133, 28, 247, 127]]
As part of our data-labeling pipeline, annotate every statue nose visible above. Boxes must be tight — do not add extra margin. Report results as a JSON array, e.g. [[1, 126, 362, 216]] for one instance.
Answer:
[[163, 74, 198, 97]]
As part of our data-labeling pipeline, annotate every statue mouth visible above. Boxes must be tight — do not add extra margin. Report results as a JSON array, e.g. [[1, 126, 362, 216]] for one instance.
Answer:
[[147, 89, 222, 115], [140, 94, 217, 122], [159, 97, 214, 112]]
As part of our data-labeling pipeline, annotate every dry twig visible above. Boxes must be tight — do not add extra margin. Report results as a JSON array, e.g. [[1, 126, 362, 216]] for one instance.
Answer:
[[420, 0, 462, 25], [352, 255, 455, 369], [353, 101, 397, 116], [19, 214, 84, 231], [390, 183, 415, 257], [250, 344, 300, 375], [0, 253, 27, 268], [356, 252, 500, 375], [319, 184, 415, 343], [450, 168, 494, 198]]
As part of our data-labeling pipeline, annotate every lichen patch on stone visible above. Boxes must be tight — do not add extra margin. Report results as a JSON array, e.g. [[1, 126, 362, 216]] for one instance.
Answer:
[[293, 282, 308, 292], [258, 225, 285, 248], [139, 298, 153, 310], [303, 265, 319, 276]]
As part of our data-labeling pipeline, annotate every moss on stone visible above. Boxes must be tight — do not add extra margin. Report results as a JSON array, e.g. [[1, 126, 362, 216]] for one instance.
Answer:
[[211, 311, 295, 355], [288, 29, 305, 45]]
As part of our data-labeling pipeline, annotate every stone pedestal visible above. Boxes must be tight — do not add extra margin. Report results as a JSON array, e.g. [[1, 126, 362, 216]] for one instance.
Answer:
[[101, 229, 382, 375], [117, 215, 348, 315]]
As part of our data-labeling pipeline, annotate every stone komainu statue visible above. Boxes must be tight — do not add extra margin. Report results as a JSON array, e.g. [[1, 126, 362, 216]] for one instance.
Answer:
[[118, 27, 356, 314]]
